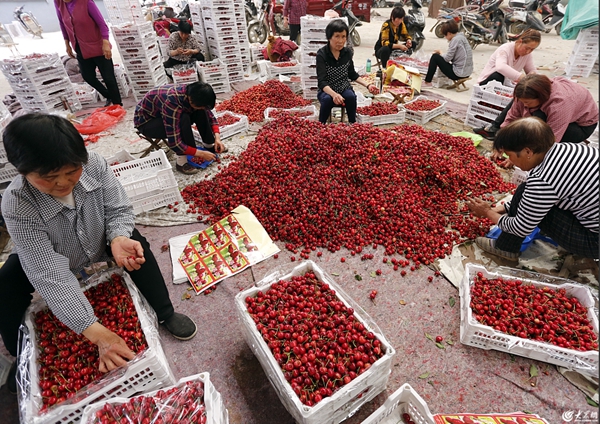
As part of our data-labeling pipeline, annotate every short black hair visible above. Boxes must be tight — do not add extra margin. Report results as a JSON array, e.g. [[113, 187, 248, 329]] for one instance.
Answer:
[[2, 113, 88, 176], [178, 20, 192, 34], [390, 6, 406, 20], [441, 19, 459, 35], [494, 117, 555, 154], [186, 81, 216, 109], [325, 19, 349, 40]]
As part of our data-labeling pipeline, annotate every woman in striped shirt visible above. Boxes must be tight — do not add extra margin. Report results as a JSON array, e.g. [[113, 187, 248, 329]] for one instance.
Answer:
[[467, 117, 599, 261]]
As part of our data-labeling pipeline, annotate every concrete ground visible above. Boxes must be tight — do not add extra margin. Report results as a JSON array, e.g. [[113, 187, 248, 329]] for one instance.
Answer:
[[0, 8, 598, 424]]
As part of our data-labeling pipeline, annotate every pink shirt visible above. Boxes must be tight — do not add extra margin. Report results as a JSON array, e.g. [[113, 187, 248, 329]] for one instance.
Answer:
[[502, 77, 599, 142], [477, 42, 536, 84]]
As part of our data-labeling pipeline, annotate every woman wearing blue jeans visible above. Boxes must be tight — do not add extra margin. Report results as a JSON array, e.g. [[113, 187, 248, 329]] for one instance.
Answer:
[[316, 20, 378, 124]]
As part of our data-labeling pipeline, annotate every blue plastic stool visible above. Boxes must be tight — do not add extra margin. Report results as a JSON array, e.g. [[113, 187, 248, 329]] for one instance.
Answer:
[[486, 226, 557, 253]]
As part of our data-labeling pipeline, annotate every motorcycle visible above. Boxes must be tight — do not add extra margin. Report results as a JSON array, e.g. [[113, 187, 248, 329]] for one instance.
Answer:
[[538, 0, 566, 35], [247, 0, 289, 44], [333, 0, 363, 47], [505, 0, 546, 34], [405, 0, 426, 51], [459, 0, 509, 49], [430, 2, 481, 38], [13, 5, 43, 39]]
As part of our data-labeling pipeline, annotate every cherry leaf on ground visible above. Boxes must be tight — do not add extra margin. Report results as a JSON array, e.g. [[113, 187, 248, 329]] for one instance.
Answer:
[[425, 333, 434, 341], [448, 296, 455, 307], [354, 274, 362, 281], [331, 272, 340, 276], [446, 340, 454, 345], [435, 342, 446, 349], [418, 371, 430, 379], [529, 364, 538, 378], [370, 271, 377, 278]]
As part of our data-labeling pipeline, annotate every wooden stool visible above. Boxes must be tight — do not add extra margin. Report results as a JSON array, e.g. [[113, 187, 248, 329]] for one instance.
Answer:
[[135, 131, 174, 159], [445, 77, 471, 92], [328, 106, 346, 123]]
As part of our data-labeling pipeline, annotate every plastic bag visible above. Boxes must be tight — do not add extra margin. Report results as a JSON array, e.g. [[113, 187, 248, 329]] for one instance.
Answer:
[[73, 105, 127, 135]]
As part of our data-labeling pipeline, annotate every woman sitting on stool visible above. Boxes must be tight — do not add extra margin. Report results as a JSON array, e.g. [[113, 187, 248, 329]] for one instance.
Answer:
[[467, 117, 598, 261], [317, 20, 379, 124], [421, 20, 473, 91]]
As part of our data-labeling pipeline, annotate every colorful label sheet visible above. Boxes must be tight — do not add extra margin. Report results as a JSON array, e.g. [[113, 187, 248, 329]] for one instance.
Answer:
[[179, 214, 264, 294]]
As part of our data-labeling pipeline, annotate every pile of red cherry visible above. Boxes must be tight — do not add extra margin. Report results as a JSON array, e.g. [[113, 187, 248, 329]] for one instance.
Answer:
[[181, 118, 512, 266], [216, 80, 311, 122]]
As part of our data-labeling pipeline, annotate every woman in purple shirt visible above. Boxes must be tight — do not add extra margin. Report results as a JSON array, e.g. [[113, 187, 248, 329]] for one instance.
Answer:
[[54, 0, 122, 106]]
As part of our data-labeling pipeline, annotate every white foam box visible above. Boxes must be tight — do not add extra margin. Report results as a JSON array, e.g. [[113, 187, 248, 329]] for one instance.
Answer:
[[360, 384, 435, 424], [357, 104, 406, 126], [264, 105, 318, 122], [459, 263, 599, 377], [80, 372, 229, 424], [20, 268, 175, 424], [234, 261, 396, 424], [403, 96, 447, 124]]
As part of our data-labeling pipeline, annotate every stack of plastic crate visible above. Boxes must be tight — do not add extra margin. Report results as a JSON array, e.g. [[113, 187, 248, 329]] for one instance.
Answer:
[[233, 0, 252, 70], [72, 83, 99, 105], [0, 102, 15, 195], [200, 0, 245, 84], [188, 2, 209, 60], [112, 22, 168, 101], [94, 64, 132, 100], [565, 27, 599, 78], [157, 37, 171, 61], [197, 59, 230, 93], [464, 80, 513, 129], [103, 0, 145, 25], [0, 53, 82, 114], [299, 16, 347, 100]]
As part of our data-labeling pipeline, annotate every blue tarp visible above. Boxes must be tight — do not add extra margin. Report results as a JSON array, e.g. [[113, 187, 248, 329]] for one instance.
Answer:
[[560, 0, 599, 39]]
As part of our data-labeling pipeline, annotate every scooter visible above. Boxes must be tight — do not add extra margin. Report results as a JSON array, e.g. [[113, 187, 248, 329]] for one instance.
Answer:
[[405, 0, 426, 51], [430, 2, 481, 38], [505, 0, 546, 34], [539, 0, 565, 35], [13, 5, 43, 39], [333, 0, 363, 47]]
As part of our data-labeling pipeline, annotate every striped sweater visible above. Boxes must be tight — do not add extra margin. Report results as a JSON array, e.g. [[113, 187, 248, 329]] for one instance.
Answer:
[[499, 142, 599, 238]]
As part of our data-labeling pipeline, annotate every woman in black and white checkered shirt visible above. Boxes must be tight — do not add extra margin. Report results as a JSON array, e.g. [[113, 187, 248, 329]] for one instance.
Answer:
[[0, 114, 197, 392]]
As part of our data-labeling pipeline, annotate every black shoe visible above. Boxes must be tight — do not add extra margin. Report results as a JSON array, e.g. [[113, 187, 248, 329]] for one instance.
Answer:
[[473, 124, 499, 140], [6, 360, 17, 394], [104, 98, 112, 107], [161, 312, 197, 340], [175, 163, 199, 175]]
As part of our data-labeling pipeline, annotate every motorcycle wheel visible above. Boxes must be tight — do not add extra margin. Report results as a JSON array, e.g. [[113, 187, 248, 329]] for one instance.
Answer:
[[248, 22, 268, 44], [434, 24, 444, 38], [509, 22, 528, 34], [555, 22, 562, 36], [351, 30, 361, 47]]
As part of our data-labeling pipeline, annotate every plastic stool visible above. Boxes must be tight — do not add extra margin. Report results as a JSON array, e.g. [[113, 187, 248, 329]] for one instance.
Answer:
[[135, 131, 174, 159]]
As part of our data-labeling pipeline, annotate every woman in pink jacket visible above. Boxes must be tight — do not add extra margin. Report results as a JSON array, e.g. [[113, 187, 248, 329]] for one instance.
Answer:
[[54, 0, 122, 107], [477, 29, 541, 86]]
